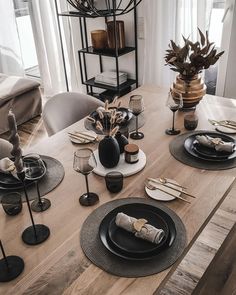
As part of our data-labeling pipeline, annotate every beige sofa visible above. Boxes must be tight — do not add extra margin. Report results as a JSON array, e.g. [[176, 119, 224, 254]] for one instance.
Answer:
[[0, 73, 42, 134]]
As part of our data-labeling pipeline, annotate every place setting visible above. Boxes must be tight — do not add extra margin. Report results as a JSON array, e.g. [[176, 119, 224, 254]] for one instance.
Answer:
[[0, 112, 65, 203], [0, 111, 66, 248], [169, 130, 236, 170], [80, 197, 187, 277]]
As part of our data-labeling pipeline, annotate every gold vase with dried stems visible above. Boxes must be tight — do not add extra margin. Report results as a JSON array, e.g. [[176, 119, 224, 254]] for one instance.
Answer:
[[165, 29, 224, 109]]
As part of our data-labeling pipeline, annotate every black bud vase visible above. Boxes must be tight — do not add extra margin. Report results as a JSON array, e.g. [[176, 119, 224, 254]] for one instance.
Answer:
[[115, 131, 129, 154], [98, 136, 120, 168]]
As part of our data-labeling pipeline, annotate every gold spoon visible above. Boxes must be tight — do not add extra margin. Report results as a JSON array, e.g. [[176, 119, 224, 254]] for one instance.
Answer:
[[148, 177, 187, 189], [159, 177, 187, 189]]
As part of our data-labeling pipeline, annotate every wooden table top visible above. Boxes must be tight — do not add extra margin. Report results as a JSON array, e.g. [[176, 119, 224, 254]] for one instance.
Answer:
[[1, 85, 236, 295]]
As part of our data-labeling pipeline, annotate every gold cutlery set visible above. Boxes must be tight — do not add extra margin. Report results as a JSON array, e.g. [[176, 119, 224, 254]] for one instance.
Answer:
[[68, 131, 98, 143], [145, 177, 195, 203], [208, 119, 236, 130]]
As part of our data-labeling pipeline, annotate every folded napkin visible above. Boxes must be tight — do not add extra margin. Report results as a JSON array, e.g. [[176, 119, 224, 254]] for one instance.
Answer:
[[195, 135, 235, 153], [0, 157, 15, 172], [0, 157, 18, 178], [115, 212, 165, 244]]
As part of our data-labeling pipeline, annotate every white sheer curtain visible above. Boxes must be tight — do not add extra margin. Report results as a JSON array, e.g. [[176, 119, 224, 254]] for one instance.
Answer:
[[28, 0, 81, 96], [143, 0, 213, 87], [0, 0, 24, 75]]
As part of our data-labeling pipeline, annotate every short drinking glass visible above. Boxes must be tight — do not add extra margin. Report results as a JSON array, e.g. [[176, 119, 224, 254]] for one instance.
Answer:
[[1, 192, 22, 216], [105, 171, 123, 193]]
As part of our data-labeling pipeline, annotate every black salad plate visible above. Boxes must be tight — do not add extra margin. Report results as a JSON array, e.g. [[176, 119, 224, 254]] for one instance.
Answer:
[[184, 132, 236, 162], [89, 107, 133, 127], [0, 159, 47, 190], [0, 172, 33, 189], [99, 203, 176, 260], [193, 141, 234, 159]]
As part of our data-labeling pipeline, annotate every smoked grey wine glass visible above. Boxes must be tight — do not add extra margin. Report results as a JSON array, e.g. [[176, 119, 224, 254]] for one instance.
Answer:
[[129, 95, 144, 139], [165, 91, 183, 135], [73, 148, 99, 206], [23, 154, 51, 212]]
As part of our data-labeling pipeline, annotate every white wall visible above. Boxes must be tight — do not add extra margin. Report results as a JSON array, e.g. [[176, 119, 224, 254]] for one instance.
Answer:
[[224, 2, 236, 98], [216, 0, 236, 98]]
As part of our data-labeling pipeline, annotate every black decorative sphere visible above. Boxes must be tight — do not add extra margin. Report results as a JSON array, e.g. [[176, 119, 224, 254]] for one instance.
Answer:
[[67, 0, 143, 17]]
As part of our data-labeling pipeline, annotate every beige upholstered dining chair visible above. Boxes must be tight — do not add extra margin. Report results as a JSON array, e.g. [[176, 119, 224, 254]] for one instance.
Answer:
[[42, 92, 104, 136], [0, 138, 13, 159]]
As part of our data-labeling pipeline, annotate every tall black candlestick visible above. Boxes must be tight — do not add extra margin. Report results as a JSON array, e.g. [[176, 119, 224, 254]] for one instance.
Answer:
[[0, 240, 24, 282], [18, 172, 50, 246]]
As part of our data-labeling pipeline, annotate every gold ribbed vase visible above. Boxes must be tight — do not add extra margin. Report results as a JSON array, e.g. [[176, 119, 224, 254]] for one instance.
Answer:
[[171, 74, 206, 109]]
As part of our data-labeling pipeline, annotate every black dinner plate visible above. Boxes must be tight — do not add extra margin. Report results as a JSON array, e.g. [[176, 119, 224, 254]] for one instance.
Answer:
[[108, 210, 169, 255], [89, 107, 133, 127], [99, 203, 176, 260], [0, 159, 47, 189], [184, 132, 236, 162]]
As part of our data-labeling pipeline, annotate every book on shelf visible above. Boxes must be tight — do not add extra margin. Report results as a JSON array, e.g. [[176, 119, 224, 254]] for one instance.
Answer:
[[95, 71, 128, 86]]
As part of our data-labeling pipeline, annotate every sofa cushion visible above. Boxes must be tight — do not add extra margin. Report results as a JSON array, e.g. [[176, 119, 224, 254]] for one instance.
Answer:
[[0, 74, 40, 106]]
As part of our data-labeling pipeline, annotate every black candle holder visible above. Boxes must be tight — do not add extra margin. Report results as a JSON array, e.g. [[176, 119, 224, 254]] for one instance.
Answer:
[[18, 172, 50, 246], [0, 240, 24, 282]]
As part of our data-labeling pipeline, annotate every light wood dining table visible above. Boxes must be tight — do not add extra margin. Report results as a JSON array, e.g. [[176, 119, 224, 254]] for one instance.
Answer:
[[0, 85, 236, 295]]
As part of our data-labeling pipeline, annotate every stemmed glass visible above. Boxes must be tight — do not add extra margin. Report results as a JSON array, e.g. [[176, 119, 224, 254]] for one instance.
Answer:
[[23, 154, 51, 212], [73, 148, 99, 206], [165, 91, 183, 135], [129, 95, 144, 140]]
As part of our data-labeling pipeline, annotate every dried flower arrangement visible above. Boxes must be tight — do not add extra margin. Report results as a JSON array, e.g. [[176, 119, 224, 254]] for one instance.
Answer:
[[87, 97, 124, 137], [165, 29, 224, 78]]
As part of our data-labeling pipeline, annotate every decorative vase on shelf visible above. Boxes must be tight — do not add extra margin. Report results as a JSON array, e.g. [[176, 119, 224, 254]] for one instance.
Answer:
[[98, 136, 120, 168], [171, 74, 206, 109], [115, 131, 129, 154], [91, 30, 108, 50], [106, 20, 125, 50]]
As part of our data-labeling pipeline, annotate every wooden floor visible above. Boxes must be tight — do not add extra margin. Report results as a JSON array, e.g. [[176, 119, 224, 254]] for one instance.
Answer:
[[1, 117, 235, 295]]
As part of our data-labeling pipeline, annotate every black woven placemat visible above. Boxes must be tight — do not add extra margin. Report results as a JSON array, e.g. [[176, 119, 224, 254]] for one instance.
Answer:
[[169, 130, 236, 170], [80, 197, 187, 278], [0, 156, 65, 202], [84, 113, 145, 134]]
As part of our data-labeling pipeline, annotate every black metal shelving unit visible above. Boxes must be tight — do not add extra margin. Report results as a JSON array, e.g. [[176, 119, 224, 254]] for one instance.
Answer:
[[55, 1, 139, 101]]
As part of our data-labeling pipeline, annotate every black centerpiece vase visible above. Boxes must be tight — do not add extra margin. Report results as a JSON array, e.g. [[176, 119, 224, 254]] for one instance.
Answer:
[[115, 131, 129, 154], [98, 136, 120, 168]]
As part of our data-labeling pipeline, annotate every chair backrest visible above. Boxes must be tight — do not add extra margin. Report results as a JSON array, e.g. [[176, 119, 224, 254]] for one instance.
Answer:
[[0, 138, 13, 159], [42, 92, 104, 136]]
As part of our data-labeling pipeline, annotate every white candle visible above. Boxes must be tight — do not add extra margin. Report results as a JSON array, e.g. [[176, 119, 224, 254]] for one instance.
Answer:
[[8, 110, 23, 173]]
